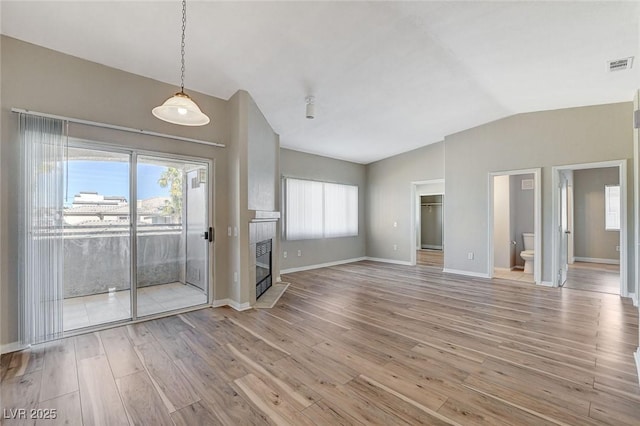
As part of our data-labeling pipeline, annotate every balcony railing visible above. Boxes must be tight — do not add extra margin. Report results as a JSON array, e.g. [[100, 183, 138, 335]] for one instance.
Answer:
[[62, 224, 184, 298]]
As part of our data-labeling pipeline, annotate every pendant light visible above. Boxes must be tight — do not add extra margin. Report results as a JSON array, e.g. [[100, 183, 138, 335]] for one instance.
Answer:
[[153, 0, 210, 126]]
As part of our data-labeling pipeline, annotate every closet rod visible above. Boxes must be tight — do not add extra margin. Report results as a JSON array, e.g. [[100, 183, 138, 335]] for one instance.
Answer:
[[11, 108, 225, 148]]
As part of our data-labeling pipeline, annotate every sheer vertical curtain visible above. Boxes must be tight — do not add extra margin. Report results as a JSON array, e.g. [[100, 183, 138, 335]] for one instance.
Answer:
[[285, 178, 358, 240], [20, 114, 66, 345]]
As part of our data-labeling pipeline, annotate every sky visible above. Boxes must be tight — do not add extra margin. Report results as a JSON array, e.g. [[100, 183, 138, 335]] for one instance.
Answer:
[[64, 161, 170, 206]]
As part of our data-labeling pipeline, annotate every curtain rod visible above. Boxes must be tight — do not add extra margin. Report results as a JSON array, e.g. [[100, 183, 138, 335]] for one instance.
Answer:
[[11, 108, 225, 148]]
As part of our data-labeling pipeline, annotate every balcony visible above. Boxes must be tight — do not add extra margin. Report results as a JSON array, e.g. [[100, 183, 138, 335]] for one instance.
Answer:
[[62, 223, 207, 331]]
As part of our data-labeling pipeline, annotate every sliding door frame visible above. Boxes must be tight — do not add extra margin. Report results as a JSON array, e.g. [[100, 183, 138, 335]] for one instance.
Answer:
[[64, 138, 214, 333]]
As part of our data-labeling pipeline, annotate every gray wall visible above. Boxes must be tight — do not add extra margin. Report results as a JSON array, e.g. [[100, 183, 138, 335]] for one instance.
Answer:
[[247, 95, 281, 290], [511, 174, 535, 267], [226, 91, 248, 304], [248, 96, 279, 212], [1, 36, 231, 347], [227, 90, 280, 305], [280, 148, 366, 270], [444, 102, 634, 287], [573, 167, 620, 261], [366, 142, 445, 262]]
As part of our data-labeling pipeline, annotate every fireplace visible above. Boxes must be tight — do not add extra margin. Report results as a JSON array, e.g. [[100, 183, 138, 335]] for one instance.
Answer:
[[255, 239, 272, 299]]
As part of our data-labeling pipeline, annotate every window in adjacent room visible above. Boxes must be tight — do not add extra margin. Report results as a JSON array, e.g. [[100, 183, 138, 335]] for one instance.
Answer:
[[284, 178, 358, 240], [605, 184, 620, 231]]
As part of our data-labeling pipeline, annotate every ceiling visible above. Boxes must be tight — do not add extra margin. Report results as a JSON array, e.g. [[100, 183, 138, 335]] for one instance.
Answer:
[[2, 1, 639, 164]]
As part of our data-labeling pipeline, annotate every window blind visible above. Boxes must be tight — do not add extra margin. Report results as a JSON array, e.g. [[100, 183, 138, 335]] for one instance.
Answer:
[[20, 114, 66, 345], [285, 178, 358, 240]]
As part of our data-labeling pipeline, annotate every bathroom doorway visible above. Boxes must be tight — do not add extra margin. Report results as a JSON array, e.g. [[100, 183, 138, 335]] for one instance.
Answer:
[[411, 179, 444, 268], [552, 161, 625, 295], [488, 168, 541, 284]]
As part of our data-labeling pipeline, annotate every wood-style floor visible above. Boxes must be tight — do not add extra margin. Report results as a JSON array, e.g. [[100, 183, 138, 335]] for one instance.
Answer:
[[417, 249, 444, 267], [1, 260, 639, 425], [564, 261, 620, 295]]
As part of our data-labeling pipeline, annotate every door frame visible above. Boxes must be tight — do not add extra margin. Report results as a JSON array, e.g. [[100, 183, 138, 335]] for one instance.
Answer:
[[65, 138, 215, 326], [551, 160, 627, 295], [133, 153, 213, 320], [487, 168, 542, 284], [410, 179, 445, 266]]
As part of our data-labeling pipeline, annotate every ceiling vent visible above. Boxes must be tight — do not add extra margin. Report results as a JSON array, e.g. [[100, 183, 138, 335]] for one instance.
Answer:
[[608, 57, 633, 72]]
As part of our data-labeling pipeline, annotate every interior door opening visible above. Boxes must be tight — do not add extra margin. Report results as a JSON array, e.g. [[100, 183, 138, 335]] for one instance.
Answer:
[[554, 164, 623, 295], [411, 179, 445, 268], [488, 168, 541, 285]]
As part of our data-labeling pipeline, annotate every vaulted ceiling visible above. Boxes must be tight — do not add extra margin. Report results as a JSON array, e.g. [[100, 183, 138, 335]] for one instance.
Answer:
[[2, 1, 639, 163]]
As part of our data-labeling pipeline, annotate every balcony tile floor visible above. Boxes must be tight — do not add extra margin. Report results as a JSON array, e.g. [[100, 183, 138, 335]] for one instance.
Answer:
[[63, 282, 207, 331]]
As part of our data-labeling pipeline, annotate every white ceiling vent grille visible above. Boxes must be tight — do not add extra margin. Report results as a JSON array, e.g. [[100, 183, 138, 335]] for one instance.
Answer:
[[608, 57, 634, 72]]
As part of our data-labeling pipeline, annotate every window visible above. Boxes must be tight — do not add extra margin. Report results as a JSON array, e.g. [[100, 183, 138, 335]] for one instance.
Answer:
[[605, 184, 620, 231], [284, 178, 358, 240]]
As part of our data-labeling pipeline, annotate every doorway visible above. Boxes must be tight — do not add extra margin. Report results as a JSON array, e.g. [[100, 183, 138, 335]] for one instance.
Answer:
[[488, 168, 541, 284], [411, 179, 444, 268], [61, 142, 211, 331], [552, 161, 625, 295]]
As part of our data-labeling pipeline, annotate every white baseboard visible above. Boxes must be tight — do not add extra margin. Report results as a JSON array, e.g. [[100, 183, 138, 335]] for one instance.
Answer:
[[442, 268, 490, 279], [574, 257, 620, 265], [421, 244, 443, 250], [539, 281, 554, 287], [629, 292, 638, 307], [228, 300, 252, 311], [211, 298, 252, 311], [211, 299, 228, 308], [365, 257, 413, 266], [1, 341, 27, 355], [281, 257, 367, 274], [635, 348, 640, 386]]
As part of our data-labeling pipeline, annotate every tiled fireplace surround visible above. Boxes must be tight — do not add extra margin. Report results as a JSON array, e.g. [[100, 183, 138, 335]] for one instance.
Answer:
[[248, 211, 280, 305]]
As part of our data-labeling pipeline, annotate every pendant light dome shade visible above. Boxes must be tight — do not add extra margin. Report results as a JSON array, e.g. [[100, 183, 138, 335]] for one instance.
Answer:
[[153, 92, 210, 126], [152, 0, 210, 127]]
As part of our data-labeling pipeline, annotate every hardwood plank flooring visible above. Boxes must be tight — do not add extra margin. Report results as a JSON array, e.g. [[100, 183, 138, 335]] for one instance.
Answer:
[[417, 249, 444, 267], [1, 260, 638, 425], [564, 261, 620, 294]]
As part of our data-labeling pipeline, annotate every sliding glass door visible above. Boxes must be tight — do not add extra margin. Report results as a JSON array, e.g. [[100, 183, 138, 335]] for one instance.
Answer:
[[61, 143, 210, 332], [63, 146, 132, 331], [135, 156, 209, 317]]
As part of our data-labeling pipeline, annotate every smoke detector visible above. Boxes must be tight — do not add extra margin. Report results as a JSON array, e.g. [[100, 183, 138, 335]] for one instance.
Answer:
[[608, 57, 633, 72]]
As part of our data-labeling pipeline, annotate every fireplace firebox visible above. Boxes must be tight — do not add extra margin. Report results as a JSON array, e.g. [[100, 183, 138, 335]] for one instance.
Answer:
[[255, 239, 272, 299]]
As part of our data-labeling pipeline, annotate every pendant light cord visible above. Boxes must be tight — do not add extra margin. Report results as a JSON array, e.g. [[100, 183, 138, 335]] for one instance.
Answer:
[[180, 0, 186, 94]]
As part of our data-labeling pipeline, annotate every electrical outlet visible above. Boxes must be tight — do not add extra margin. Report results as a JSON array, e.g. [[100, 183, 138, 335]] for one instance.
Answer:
[[297, 250, 302, 257], [393, 244, 398, 251], [616, 245, 620, 252], [467, 252, 474, 260], [283, 251, 287, 258], [233, 272, 238, 282], [393, 221, 398, 228]]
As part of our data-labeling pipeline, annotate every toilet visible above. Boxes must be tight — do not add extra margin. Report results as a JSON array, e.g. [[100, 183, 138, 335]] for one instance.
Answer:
[[520, 233, 535, 274]]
